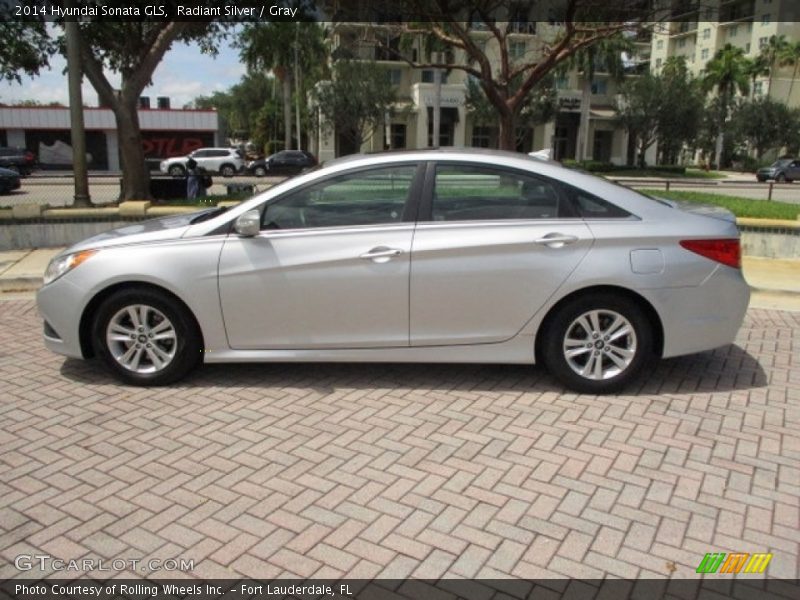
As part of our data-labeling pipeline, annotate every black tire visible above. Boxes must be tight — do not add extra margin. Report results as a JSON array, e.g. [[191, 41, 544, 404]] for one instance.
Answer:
[[776, 173, 786, 182], [169, 164, 186, 178], [786, 179, 793, 183], [541, 293, 653, 394], [92, 288, 202, 386], [253, 165, 267, 177], [220, 164, 235, 177]]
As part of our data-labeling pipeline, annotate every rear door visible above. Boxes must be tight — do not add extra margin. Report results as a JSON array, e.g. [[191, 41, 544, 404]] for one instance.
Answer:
[[410, 162, 593, 346]]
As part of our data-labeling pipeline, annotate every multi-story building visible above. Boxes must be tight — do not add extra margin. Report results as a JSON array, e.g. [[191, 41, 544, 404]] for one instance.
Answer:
[[312, 1, 800, 164], [313, 20, 642, 164], [650, 0, 800, 105]]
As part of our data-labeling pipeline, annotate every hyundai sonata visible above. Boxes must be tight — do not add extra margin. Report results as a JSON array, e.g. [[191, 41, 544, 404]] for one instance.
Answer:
[[37, 149, 749, 393]]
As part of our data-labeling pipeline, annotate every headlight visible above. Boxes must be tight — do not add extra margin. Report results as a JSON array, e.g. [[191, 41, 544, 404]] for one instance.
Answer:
[[43, 250, 97, 285]]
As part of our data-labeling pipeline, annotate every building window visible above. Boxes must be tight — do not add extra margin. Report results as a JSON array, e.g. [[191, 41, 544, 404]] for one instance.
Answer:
[[745, 42, 751, 53], [678, 38, 687, 48], [730, 26, 738, 37], [471, 126, 493, 148], [390, 123, 406, 149], [701, 48, 709, 60], [754, 81, 763, 95], [762, 14, 770, 24], [386, 68, 401, 86], [656, 39, 664, 50], [703, 28, 710, 39], [556, 74, 570, 89], [591, 78, 608, 95], [759, 36, 768, 48], [422, 70, 447, 84], [510, 41, 526, 60], [656, 58, 662, 68]]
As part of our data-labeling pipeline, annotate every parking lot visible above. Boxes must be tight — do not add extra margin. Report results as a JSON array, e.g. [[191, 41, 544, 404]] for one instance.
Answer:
[[0, 298, 797, 581]]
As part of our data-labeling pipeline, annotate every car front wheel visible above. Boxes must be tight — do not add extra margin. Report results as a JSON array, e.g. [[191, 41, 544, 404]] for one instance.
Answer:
[[92, 288, 201, 386], [776, 173, 786, 182], [541, 293, 652, 394], [254, 165, 267, 177]]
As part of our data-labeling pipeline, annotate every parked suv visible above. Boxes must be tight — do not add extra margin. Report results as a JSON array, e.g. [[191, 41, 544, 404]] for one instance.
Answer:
[[0, 147, 37, 176], [756, 158, 800, 182], [160, 148, 244, 178]]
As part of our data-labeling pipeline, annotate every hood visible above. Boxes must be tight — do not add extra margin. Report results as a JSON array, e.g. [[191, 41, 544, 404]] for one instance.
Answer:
[[66, 209, 217, 252]]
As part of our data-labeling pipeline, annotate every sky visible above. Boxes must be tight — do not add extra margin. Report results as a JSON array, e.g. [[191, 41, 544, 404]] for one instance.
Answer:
[[0, 40, 247, 108]]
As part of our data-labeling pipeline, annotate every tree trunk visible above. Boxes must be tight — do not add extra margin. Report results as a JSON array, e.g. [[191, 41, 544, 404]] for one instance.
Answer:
[[498, 111, 517, 151], [282, 76, 292, 150], [116, 97, 151, 200]]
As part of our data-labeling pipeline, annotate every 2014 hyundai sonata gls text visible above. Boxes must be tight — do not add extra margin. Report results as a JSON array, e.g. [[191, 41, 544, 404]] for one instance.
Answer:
[[37, 149, 750, 393]]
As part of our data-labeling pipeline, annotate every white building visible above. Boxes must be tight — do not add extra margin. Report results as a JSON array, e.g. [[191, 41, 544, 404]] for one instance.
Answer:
[[0, 103, 219, 171]]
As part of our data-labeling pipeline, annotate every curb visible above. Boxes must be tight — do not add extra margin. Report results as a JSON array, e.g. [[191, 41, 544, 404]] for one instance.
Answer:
[[0, 276, 42, 293]]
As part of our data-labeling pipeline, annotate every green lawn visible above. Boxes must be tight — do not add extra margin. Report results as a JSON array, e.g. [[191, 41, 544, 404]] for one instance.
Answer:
[[640, 189, 800, 220]]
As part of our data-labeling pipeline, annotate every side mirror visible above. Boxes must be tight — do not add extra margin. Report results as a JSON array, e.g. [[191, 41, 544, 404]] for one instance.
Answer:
[[234, 209, 260, 237]]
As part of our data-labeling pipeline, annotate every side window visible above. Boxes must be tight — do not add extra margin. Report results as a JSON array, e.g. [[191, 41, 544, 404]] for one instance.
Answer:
[[432, 164, 568, 221], [562, 184, 631, 219], [261, 165, 417, 230], [191, 150, 208, 158]]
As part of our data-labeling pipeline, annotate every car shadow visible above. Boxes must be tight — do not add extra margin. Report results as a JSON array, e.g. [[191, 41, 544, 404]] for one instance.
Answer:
[[59, 343, 767, 396]]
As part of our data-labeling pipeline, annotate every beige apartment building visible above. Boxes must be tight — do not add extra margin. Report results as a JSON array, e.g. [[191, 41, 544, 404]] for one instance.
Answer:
[[312, 1, 800, 164]]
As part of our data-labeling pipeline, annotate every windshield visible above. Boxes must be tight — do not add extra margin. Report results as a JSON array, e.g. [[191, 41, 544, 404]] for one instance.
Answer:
[[771, 159, 792, 167]]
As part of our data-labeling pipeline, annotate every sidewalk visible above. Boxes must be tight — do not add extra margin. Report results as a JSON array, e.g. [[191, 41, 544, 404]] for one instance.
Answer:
[[1, 246, 798, 310]]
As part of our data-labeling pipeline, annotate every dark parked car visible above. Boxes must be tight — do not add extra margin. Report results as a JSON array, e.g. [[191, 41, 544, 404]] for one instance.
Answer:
[[756, 158, 800, 182], [0, 147, 37, 176], [0, 166, 22, 194], [246, 150, 317, 177]]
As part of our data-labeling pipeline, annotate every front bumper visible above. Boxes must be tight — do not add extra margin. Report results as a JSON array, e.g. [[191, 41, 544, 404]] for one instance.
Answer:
[[36, 276, 88, 359]]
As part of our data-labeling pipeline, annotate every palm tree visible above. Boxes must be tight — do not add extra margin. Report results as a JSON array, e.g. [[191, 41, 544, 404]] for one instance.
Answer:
[[703, 44, 751, 168], [759, 35, 790, 96], [744, 54, 770, 99], [237, 11, 325, 151], [238, 23, 297, 150], [779, 40, 800, 104], [565, 34, 633, 161]]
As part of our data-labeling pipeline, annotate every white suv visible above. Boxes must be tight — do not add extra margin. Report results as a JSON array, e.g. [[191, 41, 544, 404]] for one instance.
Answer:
[[160, 148, 244, 178]]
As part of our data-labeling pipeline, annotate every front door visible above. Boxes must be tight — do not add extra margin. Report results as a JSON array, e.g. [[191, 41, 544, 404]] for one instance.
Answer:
[[218, 164, 421, 349]]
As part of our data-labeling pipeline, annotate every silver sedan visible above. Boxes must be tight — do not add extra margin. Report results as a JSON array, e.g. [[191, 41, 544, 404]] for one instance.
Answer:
[[37, 149, 749, 393]]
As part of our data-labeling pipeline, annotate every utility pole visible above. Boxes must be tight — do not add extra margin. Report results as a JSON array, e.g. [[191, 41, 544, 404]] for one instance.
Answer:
[[294, 23, 301, 150], [432, 51, 442, 147], [64, 3, 92, 207]]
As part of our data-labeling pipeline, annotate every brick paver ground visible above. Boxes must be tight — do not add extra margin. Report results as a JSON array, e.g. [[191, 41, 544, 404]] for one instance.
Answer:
[[0, 299, 798, 580]]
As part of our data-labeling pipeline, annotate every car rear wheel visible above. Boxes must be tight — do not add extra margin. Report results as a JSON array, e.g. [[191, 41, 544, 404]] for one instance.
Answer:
[[541, 293, 652, 394], [220, 164, 235, 177], [168, 164, 186, 177], [92, 288, 201, 386], [254, 165, 267, 177]]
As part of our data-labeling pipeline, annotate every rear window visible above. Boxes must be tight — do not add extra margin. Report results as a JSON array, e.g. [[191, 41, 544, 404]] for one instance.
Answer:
[[561, 183, 632, 219]]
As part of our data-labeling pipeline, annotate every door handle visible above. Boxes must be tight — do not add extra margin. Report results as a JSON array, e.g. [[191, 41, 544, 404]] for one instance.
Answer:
[[534, 233, 579, 248], [360, 246, 403, 261]]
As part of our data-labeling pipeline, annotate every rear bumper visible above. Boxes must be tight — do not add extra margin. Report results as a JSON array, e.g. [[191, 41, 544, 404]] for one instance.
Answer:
[[644, 265, 750, 358]]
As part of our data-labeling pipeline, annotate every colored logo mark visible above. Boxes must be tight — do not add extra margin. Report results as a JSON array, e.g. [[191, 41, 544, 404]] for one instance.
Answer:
[[696, 552, 772, 574]]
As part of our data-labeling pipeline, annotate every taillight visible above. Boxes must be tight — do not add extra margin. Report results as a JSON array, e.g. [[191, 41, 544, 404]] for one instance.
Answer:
[[24, 151, 34, 162], [679, 239, 741, 269]]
